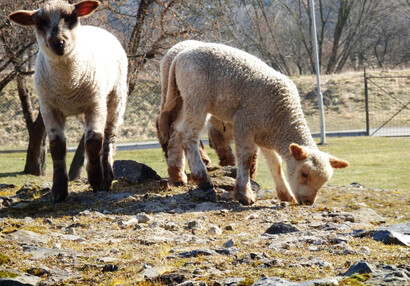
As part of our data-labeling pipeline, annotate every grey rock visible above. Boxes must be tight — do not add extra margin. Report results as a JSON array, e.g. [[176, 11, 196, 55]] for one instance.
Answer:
[[223, 278, 246, 286], [22, 245, 74, 259], [265, 222, 300, 234], [353, 207, 386, 223], [299, 257, 332, 268], [224, 224, 235, 231], [0, 274, 41, 286], [102, 264, 119, 272], [254, 277, 298, 286], [372, 223, 410, 246], [223, 239, 235, 248], [187, 220, 203, 230], [371, 230, 409, 246], [136, 213, 152, 223], [214, 248, 238, 255], [113, 160, 161, 183], [298, 277, 340, 285], [342, 261, 375, 276], [207, 224, 222, 235], [118, 217, 139, 227], [178, 249, 215, 258], [8, 230, 49, 245]]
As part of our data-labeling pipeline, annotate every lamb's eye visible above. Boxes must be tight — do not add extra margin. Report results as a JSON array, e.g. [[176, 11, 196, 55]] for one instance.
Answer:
[[64, 16, 71, 23], [301, 172, 308, 178]]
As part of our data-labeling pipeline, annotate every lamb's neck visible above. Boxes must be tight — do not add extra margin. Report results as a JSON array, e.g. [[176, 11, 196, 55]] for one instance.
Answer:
[[276, 117, 317, 162], [44, 52, 89, 86]]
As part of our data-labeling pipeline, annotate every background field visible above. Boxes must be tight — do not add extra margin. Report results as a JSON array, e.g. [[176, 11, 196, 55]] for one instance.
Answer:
[[1, 136, 409, 193]]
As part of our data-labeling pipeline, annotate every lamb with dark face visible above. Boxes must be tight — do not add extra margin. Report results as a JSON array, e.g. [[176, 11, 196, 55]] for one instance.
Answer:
[[8, 0, 128, 203]]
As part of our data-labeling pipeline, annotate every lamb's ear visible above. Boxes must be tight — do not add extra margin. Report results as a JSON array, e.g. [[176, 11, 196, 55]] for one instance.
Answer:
[[74, 0, 101, 17], [8, 10, 37, 26], [289, 143, 308, 161], [329, 156, 349, 169]]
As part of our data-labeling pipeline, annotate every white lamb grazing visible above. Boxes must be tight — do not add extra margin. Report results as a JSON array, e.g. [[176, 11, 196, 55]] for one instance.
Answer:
[[9, 0, 128, 203], [158, 42, 349, 206], [158, 40, 258, 182]]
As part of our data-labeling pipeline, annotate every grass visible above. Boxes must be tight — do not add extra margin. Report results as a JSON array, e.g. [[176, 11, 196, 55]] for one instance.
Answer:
[[0, 136, 409, 192]]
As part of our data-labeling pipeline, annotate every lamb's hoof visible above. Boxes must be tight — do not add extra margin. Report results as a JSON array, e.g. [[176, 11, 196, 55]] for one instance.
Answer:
[[172, 181, 187, 187], [51, 184, 68, 203], [198, 182, 213, 190], [277, 189, 297, 203], [88, 172, 103, 192], [101, 178, 113, 192], [233, 192, 256, 206]]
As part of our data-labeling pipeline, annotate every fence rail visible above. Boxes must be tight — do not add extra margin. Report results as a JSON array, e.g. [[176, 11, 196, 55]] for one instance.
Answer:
[[364, 68, 410, 137], [1, 69, 409, 152]]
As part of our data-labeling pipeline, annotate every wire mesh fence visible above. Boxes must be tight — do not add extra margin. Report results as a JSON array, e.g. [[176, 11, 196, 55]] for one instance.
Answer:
[[0, 69, 409, 151], [364, 71, 410, 137]]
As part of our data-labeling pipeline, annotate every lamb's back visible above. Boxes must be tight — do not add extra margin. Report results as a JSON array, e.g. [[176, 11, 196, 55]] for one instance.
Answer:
[[174, 44, 300, 118]]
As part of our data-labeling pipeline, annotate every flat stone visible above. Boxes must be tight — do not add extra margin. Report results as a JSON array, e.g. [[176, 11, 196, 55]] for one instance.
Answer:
[[265, 222, 300, 234], [0, 275, 41, 286], [8, 230, 50, 246], [178, 249, 215, 258], [113, 160, 161, 183], [342, 261, 375, 276], [254, 277, 297, 286], [372, 223, 410, 246]]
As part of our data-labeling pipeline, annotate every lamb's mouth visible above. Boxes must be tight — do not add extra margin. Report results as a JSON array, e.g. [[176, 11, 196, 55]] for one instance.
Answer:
[[49, 39, 67, 56]]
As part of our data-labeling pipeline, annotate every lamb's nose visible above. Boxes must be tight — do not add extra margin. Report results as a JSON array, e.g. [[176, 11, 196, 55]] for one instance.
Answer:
[[297, 197, 314, 206]]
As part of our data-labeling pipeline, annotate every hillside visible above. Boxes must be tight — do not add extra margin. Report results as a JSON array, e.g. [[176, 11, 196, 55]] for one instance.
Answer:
[[0, 68, 409, 150]]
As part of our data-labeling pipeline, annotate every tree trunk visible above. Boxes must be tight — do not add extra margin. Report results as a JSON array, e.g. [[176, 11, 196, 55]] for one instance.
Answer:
[[16, 74, 47, 175], [69, 134, 85, 181], [24, 113, 47, 176]]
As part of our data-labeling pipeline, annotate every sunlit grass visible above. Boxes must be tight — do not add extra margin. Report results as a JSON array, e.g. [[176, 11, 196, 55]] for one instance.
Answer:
[[1, 137, 409, 192]]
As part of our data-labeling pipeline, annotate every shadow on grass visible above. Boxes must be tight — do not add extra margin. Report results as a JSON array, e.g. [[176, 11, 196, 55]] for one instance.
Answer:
[[0, 171, 26, 179], [0, 178, 276, 220]]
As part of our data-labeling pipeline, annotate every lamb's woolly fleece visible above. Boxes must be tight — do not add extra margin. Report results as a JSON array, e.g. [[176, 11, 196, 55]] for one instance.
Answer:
[[35, 25, 127, 132], [161, 43, 317, 160]]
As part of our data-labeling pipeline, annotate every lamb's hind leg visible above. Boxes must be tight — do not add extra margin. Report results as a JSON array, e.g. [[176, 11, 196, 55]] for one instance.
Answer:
[[208, 116, 235, 166], [166, 115, 188, 186], [260, 147, 296, 203]]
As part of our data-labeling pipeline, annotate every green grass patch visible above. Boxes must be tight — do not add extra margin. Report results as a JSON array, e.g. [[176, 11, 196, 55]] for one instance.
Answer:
[[0, 137, 409, 192]]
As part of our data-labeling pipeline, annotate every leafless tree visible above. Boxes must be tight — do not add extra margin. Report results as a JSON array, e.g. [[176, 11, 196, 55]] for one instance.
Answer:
[[0, 0, 47, 176]]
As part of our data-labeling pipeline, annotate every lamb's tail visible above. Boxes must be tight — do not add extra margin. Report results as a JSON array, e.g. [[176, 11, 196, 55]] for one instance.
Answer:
[[157, 58, 182, 156]]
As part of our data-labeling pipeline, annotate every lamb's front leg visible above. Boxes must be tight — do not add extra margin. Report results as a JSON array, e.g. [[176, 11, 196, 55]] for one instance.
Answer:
[[85, 110, 106, 192], [260, 147, 296, 203], [44, 109, 68, 203], [50, 134, 68, 203], [234, 143, 257, 205]]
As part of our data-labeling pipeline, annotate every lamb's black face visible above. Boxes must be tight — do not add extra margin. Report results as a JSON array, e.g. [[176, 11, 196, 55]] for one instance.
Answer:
[[33, 2, 79, 57]]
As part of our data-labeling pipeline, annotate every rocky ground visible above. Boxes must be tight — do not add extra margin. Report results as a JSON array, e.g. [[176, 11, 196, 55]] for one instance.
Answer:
[[0, 162, 409, 286]]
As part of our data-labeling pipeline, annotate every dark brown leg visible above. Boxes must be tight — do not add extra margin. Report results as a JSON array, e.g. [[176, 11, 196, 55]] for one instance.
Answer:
[[49, 135, 68, 203], [101, 135, 115, 191], [85, 131, 103, 191], [208, 121, 235, 166], [199, 140, 212, 167], [249, 149, 259, 180]]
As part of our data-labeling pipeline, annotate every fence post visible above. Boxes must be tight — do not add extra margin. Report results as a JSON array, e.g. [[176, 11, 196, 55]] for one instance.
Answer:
[[364, 67, 370, 136]]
